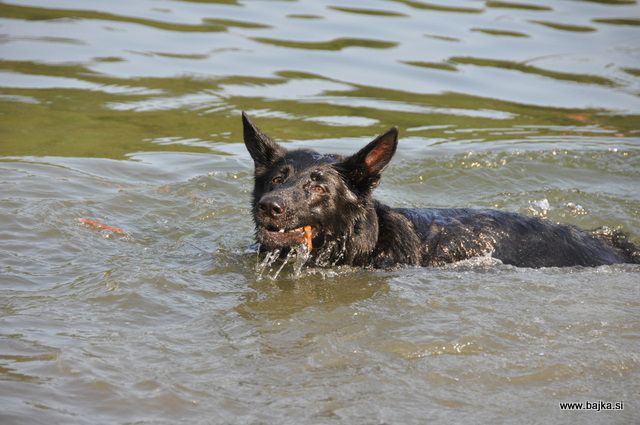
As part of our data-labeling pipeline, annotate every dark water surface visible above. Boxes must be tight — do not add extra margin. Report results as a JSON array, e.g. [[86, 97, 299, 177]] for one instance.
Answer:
[[1, 0, 639, 424]]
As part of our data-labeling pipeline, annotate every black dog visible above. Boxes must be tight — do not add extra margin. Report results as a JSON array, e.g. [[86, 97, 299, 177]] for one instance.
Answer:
[[243, 113, 638, 268]]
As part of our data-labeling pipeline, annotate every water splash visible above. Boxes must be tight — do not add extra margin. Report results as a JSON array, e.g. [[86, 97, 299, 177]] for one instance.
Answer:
[[331, 237, 348, 267], [255, 244, 311, 280], [312, 235, 348, 267], [273, 249, 296, 279], [292, 245, 311, 277], [528, 198, 551, 217], [256, 247, 280, 279], [442, 252, 503, 270]]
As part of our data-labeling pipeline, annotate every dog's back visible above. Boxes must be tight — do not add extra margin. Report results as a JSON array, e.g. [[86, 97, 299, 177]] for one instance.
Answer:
[[395, 207, 634, 267]]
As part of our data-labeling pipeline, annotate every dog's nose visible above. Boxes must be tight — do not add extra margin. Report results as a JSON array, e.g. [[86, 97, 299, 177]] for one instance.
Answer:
[[258, 196, 285, 218]]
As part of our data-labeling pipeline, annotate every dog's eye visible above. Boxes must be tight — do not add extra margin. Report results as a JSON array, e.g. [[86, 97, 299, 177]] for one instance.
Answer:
[[311, 185, 326, 194], [271, 176, 284, 184]]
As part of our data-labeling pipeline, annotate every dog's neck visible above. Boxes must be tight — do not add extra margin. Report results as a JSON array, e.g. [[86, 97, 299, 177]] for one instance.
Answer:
[[342, 203, 380, 266], [314, 200, 422, 267], [310, 199, 378, 267]]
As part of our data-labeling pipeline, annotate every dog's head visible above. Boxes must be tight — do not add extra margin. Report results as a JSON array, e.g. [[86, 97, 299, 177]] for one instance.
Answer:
[[242, 113, 398, 252]]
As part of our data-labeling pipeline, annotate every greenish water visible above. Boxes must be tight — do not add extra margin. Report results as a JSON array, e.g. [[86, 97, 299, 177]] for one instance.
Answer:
[[1, 1, 639, 424]]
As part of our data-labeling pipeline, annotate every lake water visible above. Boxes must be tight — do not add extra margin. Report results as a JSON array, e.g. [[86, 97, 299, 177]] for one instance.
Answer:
[[1, 0, 639, 424]]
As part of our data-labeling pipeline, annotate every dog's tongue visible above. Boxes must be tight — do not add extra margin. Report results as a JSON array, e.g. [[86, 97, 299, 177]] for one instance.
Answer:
[[304, 226, 313, 251]]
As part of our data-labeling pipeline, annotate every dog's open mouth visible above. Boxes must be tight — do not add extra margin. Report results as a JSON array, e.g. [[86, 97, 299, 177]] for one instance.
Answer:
[[258, 225, 316, 250]]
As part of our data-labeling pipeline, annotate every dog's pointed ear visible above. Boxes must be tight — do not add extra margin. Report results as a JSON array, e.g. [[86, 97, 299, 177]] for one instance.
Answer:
[[242, 112, 285, 170], [336, 127, 398, 192]]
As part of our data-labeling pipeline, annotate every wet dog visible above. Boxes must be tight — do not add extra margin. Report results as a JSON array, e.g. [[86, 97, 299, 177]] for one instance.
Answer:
[[242, 113, 638, 268]]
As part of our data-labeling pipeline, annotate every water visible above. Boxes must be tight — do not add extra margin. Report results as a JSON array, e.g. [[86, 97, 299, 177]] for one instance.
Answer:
[[1, 0, 639, 423]]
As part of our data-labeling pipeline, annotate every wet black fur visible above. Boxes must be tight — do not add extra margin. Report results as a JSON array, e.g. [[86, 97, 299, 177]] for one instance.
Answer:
[[243, 113, 638, 268]]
